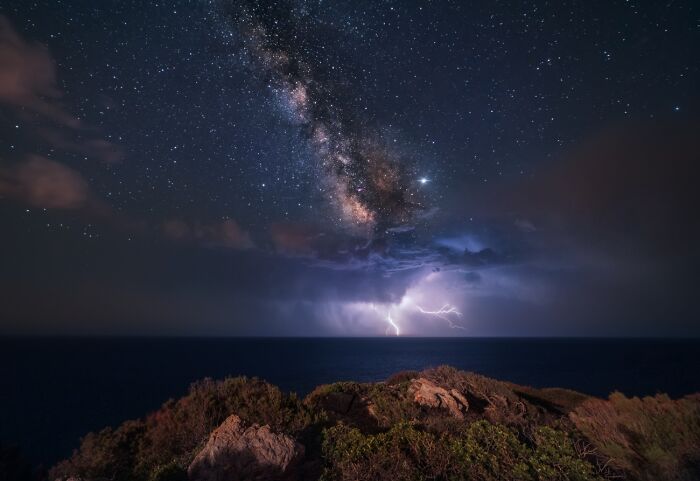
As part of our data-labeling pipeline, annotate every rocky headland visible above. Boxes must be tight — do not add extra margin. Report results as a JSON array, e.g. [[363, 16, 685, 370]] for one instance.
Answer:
[[47, 366, 700, 481]]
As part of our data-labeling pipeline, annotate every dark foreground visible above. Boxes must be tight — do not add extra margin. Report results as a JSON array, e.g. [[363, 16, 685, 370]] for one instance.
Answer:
[[2, 337, 700, 470], [7, 365, 700, 481]]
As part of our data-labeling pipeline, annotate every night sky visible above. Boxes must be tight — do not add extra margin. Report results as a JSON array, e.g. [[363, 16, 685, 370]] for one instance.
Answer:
[[1, 0, 698, 336]]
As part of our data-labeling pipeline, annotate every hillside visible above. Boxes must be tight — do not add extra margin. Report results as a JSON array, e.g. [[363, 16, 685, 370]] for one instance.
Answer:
[[47, 366, 700, 481]]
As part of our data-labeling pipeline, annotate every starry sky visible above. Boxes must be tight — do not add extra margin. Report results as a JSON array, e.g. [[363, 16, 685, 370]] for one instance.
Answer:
[[1, 0, 698, 336]]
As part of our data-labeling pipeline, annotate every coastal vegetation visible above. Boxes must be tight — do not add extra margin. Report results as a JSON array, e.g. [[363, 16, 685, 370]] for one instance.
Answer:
[[43, 366, 700, 481]]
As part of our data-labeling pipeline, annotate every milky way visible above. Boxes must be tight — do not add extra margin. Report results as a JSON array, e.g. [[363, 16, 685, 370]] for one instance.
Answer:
[[217, 1, 426, 236]]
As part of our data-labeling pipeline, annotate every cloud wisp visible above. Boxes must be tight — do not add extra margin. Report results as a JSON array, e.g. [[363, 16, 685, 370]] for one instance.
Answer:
[[0, 154, 92, 209]]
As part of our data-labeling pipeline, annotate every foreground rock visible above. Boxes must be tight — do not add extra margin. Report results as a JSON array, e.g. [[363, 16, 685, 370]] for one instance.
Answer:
[[188, 414, 304, 481], [408, 377, 469, 418]]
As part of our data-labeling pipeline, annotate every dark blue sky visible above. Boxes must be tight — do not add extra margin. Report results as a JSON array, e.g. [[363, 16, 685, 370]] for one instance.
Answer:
[[1, 0, 698, 336]]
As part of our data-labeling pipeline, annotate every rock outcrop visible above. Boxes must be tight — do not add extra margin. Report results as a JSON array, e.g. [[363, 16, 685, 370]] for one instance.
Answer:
[[188, 414, 304, 481], [408, 377, 469, 418]]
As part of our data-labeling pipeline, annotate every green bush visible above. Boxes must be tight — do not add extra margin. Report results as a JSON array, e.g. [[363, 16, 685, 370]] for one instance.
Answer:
[[448, 420, 532, 481], [321, 420, 603, 481], [529, 426, 602, 481], [321, 421, 447, 481]]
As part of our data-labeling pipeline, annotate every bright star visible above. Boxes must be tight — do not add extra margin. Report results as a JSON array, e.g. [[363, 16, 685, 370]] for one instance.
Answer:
[[419, 177, 429, 185]]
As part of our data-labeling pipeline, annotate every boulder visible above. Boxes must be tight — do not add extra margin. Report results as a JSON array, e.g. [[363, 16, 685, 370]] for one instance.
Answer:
[[408, 378, 469, 419], [188, 415, 304, 481]]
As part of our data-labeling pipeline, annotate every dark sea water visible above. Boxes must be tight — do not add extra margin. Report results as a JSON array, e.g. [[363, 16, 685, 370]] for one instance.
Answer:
[[1, 337, 699, 467]]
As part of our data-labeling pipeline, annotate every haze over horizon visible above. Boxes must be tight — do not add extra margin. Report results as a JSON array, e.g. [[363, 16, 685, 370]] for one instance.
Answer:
[[1, 0, 698, 337]]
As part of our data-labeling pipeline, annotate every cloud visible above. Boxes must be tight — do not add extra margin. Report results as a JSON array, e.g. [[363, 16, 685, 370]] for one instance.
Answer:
[[514, 219, 536, 233], [0, 16, 80, 127], [0, 226, 421, 335], [213, 219, 254, 249], [162, 218, 254, 250], [434, 119, 700, 335], [161, 219, 191, 241], [270, 222, 319, 255], [264, 218, 519, 277], [462, 271, 482, 284], [38, 128, 125, 164], [1, 16, 123, 166], [502, 121, 698, 257], [0, 155, 91, 209]]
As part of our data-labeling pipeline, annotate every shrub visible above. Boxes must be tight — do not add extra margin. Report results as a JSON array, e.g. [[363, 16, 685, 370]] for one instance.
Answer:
[[136, 376, 316, 473], [321, 422, 448, 481], [570, 392, 700, 481], [518, 387, 591, 412], [366, 383, 420, 428], [51, 420, 145, 481], [385, 370, 420, 386], [528, 426, 602, 481], [321, 419, 603, 481], [50, 376, 317, 481], [448, 420, 532, 481], [148, 462, 188, 481]]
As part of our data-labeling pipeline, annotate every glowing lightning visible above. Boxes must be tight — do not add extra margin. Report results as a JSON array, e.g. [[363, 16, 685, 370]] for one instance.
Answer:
[[370, 303, 401, 336], [416, 304, 466, 331], [369, 299, 463, 335], [386, 313, 400, 336]]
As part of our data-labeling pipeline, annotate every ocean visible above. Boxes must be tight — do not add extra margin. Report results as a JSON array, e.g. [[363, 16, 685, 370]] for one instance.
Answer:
[[1, 337, 699, 467]]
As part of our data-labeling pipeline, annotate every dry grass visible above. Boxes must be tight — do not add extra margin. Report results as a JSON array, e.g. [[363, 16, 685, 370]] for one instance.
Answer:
[[570, 392, 700, 481]]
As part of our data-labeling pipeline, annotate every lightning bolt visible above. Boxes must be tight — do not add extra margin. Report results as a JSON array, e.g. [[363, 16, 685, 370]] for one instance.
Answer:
[[416, 304, 466, 331], [386, 313, 400, 336], [370, 303, 401, 336]]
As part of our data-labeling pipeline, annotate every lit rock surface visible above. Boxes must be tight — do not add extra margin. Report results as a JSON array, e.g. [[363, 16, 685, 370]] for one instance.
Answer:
[[188, 414, 304, 481], [408, 377, 469, 418]]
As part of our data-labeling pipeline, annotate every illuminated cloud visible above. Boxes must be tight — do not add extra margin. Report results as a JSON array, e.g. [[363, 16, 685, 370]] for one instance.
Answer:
[[0, 16, 80, 127], [0, 155, 91, 209], [0, 16, 123, 165], [162, 218, 254, 250], [270, 222, 318, 256]]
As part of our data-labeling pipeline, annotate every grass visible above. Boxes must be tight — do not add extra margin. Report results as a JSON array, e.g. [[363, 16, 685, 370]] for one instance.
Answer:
[[570, 392, 700, 481]]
